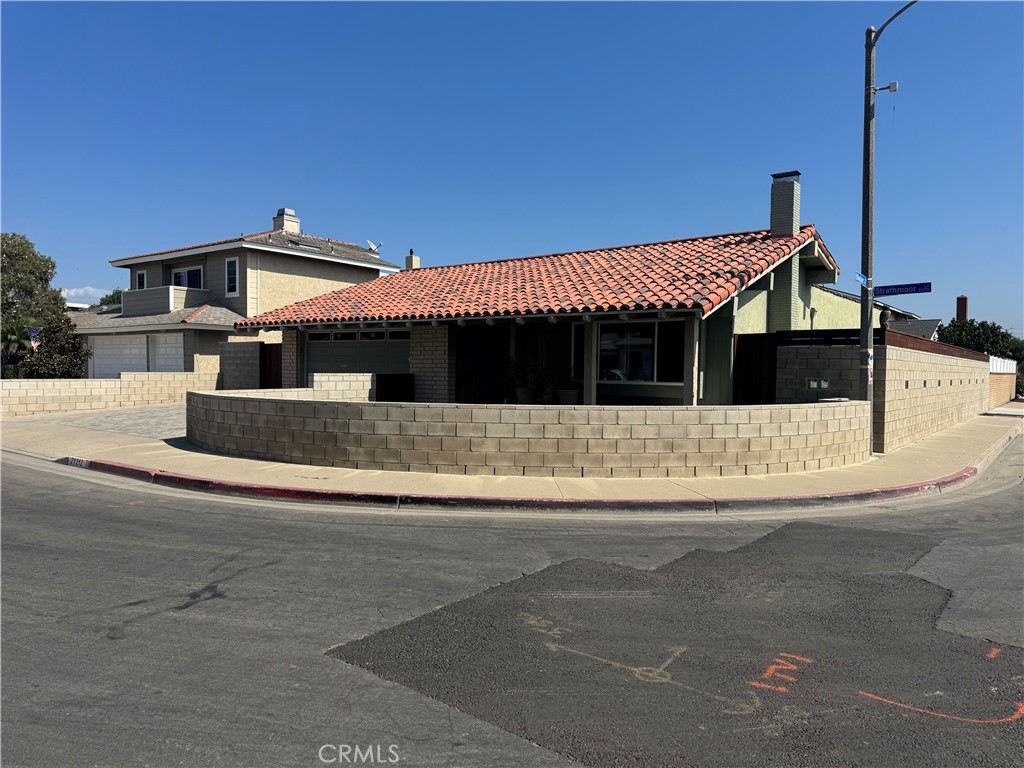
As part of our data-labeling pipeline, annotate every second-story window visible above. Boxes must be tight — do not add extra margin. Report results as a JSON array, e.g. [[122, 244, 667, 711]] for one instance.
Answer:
[[135, 270, 146, 290], [225, 258, 239, 297], [172, 266, 203, 289]]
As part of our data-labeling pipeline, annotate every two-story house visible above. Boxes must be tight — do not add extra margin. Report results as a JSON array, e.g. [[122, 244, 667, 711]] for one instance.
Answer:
[[73, 209, 398, 378]]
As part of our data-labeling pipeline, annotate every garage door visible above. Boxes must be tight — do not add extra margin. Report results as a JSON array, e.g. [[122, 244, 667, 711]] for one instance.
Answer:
[[91, 335, 148, 378], [306, 330, 411, 374], [148, 334, 184, 372]]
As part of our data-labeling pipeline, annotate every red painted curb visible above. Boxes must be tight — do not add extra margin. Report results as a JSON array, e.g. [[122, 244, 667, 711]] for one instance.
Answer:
[[154, 471, 404, 507], [713, 467, 978, 512], [59, 457, 980, 513], [58, 457, 158, 483], [150, 470, 717, 512]]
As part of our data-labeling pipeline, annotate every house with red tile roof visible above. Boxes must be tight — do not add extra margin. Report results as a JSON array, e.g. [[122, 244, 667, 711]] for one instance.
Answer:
[[74, 209, 398, 379], [237, 173, 869, 405]]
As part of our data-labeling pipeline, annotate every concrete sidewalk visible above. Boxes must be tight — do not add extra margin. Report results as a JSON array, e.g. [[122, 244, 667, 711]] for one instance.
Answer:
[[2, 401, 1021, 511]]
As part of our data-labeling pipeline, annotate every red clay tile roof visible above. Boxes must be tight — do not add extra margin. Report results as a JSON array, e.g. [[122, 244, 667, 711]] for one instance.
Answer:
[[237, 225, 835, 327]]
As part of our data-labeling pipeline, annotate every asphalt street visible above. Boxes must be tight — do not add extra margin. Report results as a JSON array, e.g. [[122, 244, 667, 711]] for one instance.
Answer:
[[1, 437, 1022, 768], [333, 521, 1022, 767]]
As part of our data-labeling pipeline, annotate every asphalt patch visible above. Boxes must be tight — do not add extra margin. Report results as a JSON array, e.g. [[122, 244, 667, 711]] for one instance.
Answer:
[[328, 522, 1024, 767]]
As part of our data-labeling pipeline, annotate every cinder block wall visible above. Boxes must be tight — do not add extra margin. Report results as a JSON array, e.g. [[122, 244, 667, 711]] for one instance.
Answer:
[[776, 345, 989, 453], [187, 392, 871, 478], [776, 346, 860, 402], [219, 342, 262, 390], [282, 329, 300, 388], [410, 326, 455, 402], [1, 372, 219, 417], [307, 373, 376, 402], [875, 347, 990, 453], [989, 373, 1016, 408]]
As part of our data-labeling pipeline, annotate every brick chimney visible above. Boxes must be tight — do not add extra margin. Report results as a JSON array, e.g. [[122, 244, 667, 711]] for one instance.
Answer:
[[405, 248, 421, 270], [272, 208, 301, 234], [956, 295, 968, 322], [770, 171, 801, 237]]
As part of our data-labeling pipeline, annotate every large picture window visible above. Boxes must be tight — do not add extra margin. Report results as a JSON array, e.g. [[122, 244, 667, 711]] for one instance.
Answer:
[[600, 322, 654, 381], [597, 320, 687, 383]]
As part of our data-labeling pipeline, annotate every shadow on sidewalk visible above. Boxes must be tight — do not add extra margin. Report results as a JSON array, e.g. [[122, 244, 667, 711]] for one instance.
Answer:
[[162, 437, 221, 455]]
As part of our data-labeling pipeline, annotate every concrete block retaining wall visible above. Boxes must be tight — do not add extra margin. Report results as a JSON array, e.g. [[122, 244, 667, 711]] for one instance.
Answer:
[[989, 358, 1018, 408], [778, 345, 990, 453], [219, 342, 262, 390], [306, 373, 376, 402], [875, 346, 990, 453], [1, 372, 219, 417], [990, 373, 1016, 408], [776, 346, 861, 402], [186, 391, 871, 478]]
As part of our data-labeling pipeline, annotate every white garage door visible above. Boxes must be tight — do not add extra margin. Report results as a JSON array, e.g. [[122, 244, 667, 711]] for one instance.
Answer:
[[91, 335, 148, 378], [148, 334, 183, 372]]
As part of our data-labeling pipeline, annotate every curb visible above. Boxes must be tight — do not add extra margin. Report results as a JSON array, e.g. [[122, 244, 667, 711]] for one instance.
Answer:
[[56, 457, 984, 514], [712, 467, 978, 512]]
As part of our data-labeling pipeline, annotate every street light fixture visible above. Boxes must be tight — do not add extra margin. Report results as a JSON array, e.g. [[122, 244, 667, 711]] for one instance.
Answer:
[[861, 0, 918, 453]]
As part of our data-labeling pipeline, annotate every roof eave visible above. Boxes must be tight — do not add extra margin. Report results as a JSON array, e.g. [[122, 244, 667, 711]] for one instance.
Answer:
[[236, 305, 705, 331], [76, 323, 237, 335], [109, 239, 399, 272]]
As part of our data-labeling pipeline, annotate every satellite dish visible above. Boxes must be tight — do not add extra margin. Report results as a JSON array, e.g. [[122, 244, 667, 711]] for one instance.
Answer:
[[367, 240, 382, 252]]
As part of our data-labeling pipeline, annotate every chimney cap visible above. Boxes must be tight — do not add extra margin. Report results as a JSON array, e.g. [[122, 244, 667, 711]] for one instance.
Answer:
[[771, 170, 801, 182], [276, 207, 296, 216]]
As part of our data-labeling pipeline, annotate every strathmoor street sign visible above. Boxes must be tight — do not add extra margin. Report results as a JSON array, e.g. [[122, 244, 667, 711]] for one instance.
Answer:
[[874, 282, 932, 297]]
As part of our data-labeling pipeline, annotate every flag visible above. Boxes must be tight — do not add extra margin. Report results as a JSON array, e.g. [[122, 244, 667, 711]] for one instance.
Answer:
[[28, 326, 42, 351]]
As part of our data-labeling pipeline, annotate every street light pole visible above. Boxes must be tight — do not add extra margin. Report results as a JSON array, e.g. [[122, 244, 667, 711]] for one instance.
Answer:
[[861, 0, 917, 453]]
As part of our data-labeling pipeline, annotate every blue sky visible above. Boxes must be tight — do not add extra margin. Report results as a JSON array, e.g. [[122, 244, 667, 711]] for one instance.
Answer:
[[2, 1, 1021, 333]]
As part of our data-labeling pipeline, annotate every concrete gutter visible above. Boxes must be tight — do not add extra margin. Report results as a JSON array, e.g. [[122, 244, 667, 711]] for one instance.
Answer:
[[54, 458, 984, 514]]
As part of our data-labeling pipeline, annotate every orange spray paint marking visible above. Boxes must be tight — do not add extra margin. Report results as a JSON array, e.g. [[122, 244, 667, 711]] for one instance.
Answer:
[[748, 652, 812, 694], [778, 652, 814, 663], [749, 681, 788, 693], [858, 691, 1024, 725], [986, 647, 1002, 660]]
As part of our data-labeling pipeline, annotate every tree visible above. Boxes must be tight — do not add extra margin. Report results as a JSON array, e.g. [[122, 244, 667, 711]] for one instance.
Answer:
[[1, 233, 66, 374], [937, 318, 1024, 397], [18, 314, 92, 379], [98, 287, 122, 306], [936, 318, 1023, 361]]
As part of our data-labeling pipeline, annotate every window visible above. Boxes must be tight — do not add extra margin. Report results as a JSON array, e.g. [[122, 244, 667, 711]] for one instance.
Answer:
[[600, 322, 655, 381], [360, 331, 386, 341], [225, 258, 238, 297], [387, 330, 411, 341], [597, 320, 688, 383], [308, 332, 331, 342], [135, 270, 146, 290], [333, 331, 358, 341], [172, 266, 203, 289], [655, 322, 687, 382]]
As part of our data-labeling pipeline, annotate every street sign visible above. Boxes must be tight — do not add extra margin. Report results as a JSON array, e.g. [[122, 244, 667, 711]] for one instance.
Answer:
[[874, 282, 932, 298], [855, 272, 868, 287]]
